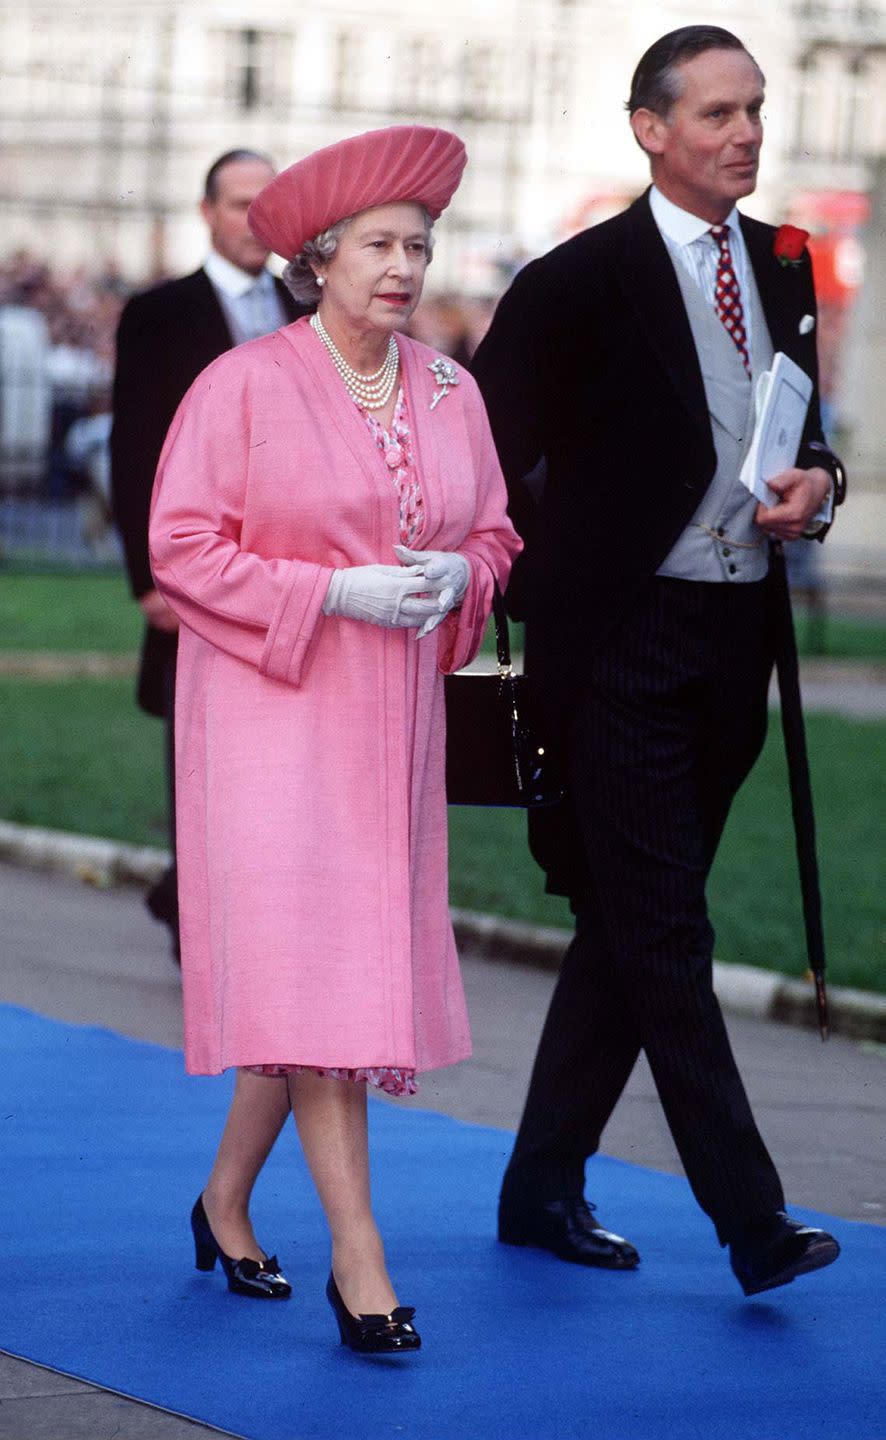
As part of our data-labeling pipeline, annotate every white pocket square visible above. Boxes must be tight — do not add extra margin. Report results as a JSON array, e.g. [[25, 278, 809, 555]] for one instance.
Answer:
[[799, 314, 815, 335]]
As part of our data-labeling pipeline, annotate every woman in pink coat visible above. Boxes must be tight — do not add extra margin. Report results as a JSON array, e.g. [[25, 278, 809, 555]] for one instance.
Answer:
[[148, 126, 520, 1353]]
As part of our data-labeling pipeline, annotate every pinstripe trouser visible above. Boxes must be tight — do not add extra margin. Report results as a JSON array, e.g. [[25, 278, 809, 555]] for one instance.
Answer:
[[503, 576, 786, 1243]]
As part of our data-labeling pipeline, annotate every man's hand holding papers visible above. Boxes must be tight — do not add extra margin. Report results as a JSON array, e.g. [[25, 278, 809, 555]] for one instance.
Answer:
[[740, 351, 833, 541], [754, 465, 832, 541]]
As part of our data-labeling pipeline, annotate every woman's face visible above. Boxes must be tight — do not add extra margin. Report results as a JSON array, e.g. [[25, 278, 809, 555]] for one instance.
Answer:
[[316, 201, 430, 338]]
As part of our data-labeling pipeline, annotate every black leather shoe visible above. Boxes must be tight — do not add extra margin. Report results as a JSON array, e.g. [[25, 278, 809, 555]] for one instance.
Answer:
[[729, 1211, 840, 1297], [326, 1272, 421, 1353], [145, 882, 181, 966], [498, 1197, 640, 1269], [190, 1195, 291, 1299]]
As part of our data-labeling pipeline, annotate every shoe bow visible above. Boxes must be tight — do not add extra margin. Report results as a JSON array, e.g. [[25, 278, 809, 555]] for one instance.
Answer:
[[237, 1255, 284, 1281], [355, 1306, 417, 1340]]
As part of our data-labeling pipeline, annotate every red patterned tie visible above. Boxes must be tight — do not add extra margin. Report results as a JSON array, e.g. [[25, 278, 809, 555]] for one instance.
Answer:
[[710, 225, 750, 376]]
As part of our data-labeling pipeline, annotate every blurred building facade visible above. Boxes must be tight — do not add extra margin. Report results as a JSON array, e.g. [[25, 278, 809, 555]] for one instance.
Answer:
[[2, 0, 885, 290]]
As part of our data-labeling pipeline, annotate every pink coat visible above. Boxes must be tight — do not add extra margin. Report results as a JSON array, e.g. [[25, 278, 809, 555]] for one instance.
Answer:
[[149, 319, 520, 1076]]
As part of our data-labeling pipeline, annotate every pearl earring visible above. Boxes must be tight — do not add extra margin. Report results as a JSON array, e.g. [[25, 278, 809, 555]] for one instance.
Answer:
[[316, 276, 325, 287]]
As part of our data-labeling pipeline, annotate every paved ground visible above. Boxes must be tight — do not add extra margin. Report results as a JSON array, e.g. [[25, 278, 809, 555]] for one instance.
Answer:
[[769, 658, 886, 718], [1, 862, 884, 1438], [3, 649, 886, 707]]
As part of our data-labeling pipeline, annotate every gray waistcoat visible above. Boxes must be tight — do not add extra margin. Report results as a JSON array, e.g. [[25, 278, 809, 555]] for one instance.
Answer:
[[656, 258, 774, 583]]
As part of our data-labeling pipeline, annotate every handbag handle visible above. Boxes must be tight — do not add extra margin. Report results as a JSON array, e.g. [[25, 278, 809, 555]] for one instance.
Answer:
[[491, 583, 513, 678]]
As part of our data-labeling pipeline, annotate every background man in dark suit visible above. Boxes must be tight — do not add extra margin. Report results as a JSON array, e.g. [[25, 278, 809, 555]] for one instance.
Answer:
[[111, 150, 306, 959], [472, 26, 844, 1297]]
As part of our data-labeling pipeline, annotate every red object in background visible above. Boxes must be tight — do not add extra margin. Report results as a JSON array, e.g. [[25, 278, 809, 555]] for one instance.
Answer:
[[792, 190, 869, 228], [788, 190, 868, 306], [807, 233, 864, 306], [786, 191, 869, 405]]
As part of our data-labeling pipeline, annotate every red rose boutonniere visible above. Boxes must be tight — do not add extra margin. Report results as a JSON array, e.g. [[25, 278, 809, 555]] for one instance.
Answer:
[[774, 224, 810, 267]]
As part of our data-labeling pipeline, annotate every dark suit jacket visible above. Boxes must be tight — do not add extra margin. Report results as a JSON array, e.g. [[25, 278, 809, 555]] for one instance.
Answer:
[[472, 189, 838, 706], [472, 189, 842, 899], [111, 267, 304, 714]]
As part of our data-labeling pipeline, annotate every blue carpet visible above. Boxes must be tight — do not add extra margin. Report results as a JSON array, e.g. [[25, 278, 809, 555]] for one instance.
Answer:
[[1, 1004, 883, 1440]]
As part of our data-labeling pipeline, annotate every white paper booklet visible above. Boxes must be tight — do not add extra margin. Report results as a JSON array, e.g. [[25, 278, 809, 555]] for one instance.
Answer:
[[739, 351, 813, 507]]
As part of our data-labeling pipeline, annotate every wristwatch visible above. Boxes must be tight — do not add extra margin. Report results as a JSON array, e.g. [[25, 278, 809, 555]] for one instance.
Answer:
[[802, 443, 847, 541]]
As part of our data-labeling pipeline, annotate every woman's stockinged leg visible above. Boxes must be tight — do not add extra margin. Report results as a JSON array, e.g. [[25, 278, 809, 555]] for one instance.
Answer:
[[288, 1069, 398, 1317], [202, 1070, 291, 1261]]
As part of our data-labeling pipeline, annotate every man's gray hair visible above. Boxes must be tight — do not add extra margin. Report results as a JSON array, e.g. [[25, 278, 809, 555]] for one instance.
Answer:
[[282, 207, 435, 307], [626, 26, 763, 120]]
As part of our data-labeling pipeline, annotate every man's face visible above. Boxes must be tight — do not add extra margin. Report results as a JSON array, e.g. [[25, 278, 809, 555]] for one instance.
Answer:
[[200, 158, 276, 275], [635, 48, 764, 222]]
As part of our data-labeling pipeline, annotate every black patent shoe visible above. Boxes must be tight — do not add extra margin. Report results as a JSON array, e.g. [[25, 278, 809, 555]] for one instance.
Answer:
[[729, 1211, 840, 1297], [190, 1195, 291, 1299], [498, 1196, 640, 1269], [326, 1272, 421, 1353]]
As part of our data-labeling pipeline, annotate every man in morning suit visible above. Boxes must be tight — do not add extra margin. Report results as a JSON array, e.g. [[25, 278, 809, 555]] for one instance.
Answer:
[[111, 150, 306, 959], [471, 26, 845, 1296]]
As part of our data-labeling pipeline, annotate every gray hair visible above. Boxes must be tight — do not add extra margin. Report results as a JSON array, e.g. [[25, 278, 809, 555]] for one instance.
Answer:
[[282, 207, 435, 306], [626, 26, 762, 120]]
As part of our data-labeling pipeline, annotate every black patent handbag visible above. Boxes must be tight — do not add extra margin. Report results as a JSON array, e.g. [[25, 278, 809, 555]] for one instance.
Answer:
[[444, 585, 563, 808]]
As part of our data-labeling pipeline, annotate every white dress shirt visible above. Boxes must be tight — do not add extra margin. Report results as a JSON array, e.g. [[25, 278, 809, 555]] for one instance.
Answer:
[[203, 250, 286, 345], [649, 186, 753, 356]]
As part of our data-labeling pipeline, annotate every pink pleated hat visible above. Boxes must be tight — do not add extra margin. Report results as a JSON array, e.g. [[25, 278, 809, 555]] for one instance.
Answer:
[[248, 125, 467, 260]]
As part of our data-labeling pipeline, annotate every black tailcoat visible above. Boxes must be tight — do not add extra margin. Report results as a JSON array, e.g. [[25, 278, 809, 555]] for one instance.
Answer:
[[474, 190, 828, 675], [473, 190, 839, 899], [110, 268, 304, 714], [472, 191, 844, 1234]]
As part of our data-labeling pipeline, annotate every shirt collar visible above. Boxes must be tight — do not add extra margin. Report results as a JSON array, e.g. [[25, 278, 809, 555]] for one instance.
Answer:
[[649, 186, 741, 248], [204, 249, 271, 299]]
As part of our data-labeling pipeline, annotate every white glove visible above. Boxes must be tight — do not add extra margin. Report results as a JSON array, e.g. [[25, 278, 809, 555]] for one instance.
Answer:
[[323, 563, 441, 629], [393, 545, 470, 639]]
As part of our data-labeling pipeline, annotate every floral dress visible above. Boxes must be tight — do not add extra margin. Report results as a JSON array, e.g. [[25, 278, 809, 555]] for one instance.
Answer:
[[248, 386, 424, 1097], [362, 386, 425, 547]]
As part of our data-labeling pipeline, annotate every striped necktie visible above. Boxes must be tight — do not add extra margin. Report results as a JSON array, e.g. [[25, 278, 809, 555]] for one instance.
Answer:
[[710, 225, 750, 376]]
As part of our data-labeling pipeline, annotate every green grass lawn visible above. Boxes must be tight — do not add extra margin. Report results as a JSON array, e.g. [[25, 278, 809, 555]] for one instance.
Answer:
[[0, 678, 169, 847], [1, 675, 883, 994], [792, 609, 886, 661], [0, 572, 143, 652], [1, 569, 885, 661]]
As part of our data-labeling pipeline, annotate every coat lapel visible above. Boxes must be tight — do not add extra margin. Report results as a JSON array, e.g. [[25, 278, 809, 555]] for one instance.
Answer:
[[280, 319, 397, 531], [740, 215, 800, 365], [400, 338, 445, 540], [620, 191, 710, 435], [277, 322, 456, 547], [189, 269, 236, 358]]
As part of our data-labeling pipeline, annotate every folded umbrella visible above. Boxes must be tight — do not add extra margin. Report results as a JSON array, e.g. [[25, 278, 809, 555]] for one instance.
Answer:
[[770, 541, 829, 1039]]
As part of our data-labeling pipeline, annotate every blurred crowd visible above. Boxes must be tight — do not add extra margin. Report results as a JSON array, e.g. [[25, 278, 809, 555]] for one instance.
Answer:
[[0, 249, 125, 401], [0, 251, 125, 542], [0, 248, 497, 516], [405, 296, 497, 365], [0, 247, 501, 379]]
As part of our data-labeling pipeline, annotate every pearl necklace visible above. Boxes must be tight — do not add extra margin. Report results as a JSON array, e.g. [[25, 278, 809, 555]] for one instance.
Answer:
[[311, 312, 399, 410]]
